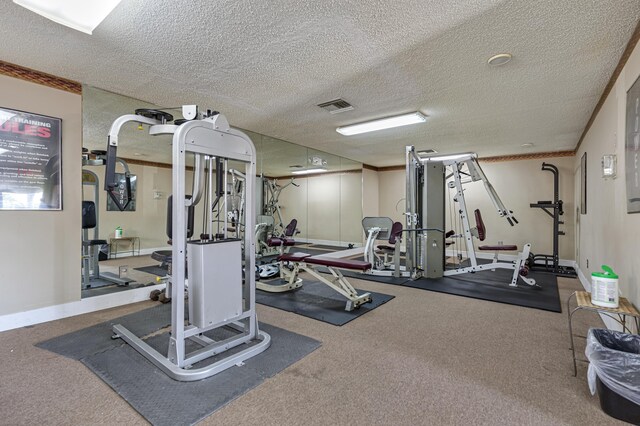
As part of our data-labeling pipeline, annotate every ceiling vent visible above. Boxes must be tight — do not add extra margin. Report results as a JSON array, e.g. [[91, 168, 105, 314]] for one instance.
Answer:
[[317, 99, 354, 114]]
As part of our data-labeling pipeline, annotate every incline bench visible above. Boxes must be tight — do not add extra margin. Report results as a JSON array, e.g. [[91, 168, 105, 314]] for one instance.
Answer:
[[256, 252, 373, 311]]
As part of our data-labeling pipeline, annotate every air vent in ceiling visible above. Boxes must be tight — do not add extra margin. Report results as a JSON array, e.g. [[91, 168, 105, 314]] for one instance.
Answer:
[[317, 99, 354, 114]]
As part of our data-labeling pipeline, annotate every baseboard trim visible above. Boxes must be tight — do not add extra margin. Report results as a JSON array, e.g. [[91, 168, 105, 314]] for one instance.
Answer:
[[0, 284, 164, 332]]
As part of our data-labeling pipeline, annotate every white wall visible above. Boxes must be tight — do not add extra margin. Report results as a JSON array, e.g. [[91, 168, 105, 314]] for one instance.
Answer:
[[362, 168, 380, 243], [83, 163, 173, 250], [277, 171, 363, 245], [575, 40, 640, 306], [0, 75, 82, 315], [377, 157, 575, 259]]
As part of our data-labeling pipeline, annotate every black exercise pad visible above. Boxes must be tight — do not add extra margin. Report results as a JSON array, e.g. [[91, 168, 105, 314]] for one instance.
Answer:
[[316, 266, 412, 285], [37, 306, 320, 426], [82, 323, 319, 426], [256, 280, 394, 325], [134, 264, 169, 276], [81, 283, 147, 299], [407, 269, 561, 312], [36, 303, 173, 360]]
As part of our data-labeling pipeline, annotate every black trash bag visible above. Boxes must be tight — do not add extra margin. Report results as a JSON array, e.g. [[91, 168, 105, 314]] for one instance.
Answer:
[[585, 328, 640, 405]]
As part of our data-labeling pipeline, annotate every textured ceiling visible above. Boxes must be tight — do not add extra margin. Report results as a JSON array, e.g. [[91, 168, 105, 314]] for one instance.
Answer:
[[82, 85, 361, 176], [2, 0, 640, 166]]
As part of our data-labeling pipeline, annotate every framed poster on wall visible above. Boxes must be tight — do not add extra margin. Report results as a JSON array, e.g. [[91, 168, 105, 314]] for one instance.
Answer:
[[626, 74, 640, 213], [0, 107, 62, 210]]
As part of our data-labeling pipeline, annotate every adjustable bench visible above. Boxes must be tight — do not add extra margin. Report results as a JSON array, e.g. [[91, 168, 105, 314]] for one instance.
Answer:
[[444, 209, 535, 287], [257, 252, 373, 311]]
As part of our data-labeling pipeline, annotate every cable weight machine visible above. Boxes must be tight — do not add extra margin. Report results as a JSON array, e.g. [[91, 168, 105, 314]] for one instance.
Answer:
[[104, 105, 270, 381]]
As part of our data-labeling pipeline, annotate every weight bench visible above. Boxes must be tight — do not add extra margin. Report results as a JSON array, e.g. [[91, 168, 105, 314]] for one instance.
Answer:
[[444, 209, 535, 287], [474, 209, 520, 264], [257, 252, 373, 311]]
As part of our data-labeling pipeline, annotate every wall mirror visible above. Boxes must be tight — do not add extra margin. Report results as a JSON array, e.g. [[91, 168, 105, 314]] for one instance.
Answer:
[[81, 85, 364, 284]]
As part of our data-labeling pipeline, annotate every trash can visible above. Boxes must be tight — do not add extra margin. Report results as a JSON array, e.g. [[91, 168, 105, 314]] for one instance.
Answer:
[[585, 328, 640, 424]]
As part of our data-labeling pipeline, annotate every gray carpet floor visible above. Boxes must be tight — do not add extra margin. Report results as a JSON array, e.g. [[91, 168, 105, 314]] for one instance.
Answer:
[[0, 274, 624, 425]]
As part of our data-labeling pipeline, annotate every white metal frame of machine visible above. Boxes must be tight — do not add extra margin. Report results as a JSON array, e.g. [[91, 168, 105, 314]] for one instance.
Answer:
[[104, 105, 270, 381], [405, 146, 535, 287]]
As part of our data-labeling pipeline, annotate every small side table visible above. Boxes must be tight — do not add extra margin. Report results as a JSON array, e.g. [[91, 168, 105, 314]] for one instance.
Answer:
[[567, 290, 640, 376], [109, 236, 141, 259]]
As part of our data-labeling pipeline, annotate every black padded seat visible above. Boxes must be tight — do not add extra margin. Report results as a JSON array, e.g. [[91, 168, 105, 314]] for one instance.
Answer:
[[152, 250, 172, 263], [478, 245, 518, 251], [376, 244, 395, 253]]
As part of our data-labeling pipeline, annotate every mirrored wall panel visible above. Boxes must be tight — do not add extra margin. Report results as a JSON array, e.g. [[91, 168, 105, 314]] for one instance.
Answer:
[[82, 85, 364, 259]]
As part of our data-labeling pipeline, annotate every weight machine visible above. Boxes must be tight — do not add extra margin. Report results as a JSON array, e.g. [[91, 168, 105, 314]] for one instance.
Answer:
[[81, 153, 134, 289], [262, 177, 298, 234], [405, 146, 536, 287], [256, 177, 299, 258], [104, 105, 270, 381], [529, 162, 576, 277], [362, 217, 409, 278]]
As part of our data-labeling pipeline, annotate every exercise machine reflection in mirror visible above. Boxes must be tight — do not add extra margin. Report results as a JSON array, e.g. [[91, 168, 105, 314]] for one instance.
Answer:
[[405, 146, 536, 287], [362, 217, 410, 278], [255, 177, 299, 258], [104, 105, 270, 381]]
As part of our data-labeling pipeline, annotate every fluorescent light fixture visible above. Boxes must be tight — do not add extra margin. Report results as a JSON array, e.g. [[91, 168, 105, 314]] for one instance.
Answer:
[[420, 152, 477, 163], [291, 168, 328, 175], [337, 112, 427, 136], [13, 0, 123, 34]]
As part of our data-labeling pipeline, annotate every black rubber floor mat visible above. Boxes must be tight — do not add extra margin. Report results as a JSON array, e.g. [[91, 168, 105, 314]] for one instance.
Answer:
[[36, 303, 173, 360], [256, 280, 394, 325], [80, 283, 147, 299], [36, 306, 320, 426], [134, 265, 168, 276], [81, 323, 319, 426], [316, 266, 412, 285], [384, 267, 562, 312]]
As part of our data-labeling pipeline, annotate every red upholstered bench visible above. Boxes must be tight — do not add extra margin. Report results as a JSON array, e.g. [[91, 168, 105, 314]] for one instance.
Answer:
[[304, 256, 371, 272], [278, 252, 312, 262], [269, 252, 372, 311], [279, 253, 372, 272]]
